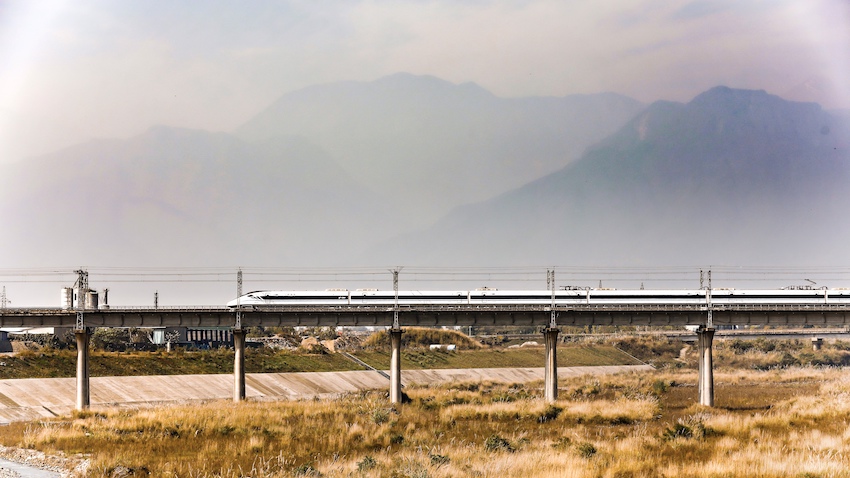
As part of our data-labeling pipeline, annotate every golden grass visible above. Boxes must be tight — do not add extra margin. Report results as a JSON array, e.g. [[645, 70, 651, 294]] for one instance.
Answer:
[[439, 395, 659, 425], [2, 369, 850, 477]]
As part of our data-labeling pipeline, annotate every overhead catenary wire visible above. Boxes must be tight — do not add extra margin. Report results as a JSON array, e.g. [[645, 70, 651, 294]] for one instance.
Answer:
[[3, 266, 850, 289]]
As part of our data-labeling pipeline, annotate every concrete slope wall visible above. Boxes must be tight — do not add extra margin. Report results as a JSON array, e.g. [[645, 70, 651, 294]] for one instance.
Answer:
[[0, 365, 653, 424], [402, 365, 651, 386]]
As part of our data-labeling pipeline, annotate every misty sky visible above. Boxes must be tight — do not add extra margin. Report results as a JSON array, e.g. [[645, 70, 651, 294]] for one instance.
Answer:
[[1, 0, 848, 166]]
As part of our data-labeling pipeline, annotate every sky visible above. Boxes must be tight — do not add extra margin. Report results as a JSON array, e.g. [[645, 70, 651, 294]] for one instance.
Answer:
[[0, 0, 848, 166]]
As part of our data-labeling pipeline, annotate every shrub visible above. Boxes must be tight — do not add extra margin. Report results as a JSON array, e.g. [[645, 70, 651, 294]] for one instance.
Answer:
[[484, 434, 514, 452], [304, 326, 338, 341], [753, 338, 776, 353], [552, 436, 572, 450], [571, 381, 601, 398], [294, 463, 322, 477], [362, 327, 480, 350], [663, 423, 693, 440], [392, 461, 429, 478], [91, 328, 131, 352], [831, 340, 850, 351], [778, 352, 798, 368], [451, 383, 479, 392], [357, 455, 377, 472], [797, 352, 816, 366], [663, 417, 707, 440], [371, 408, 390, 424], [575, 442, 597, 458], [651, 379, 669, 395], [537, 404, 563, 423], [728, 339, 754, 354]]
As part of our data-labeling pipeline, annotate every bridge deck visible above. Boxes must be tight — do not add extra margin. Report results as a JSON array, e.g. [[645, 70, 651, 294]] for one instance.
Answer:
[[2, 304, 850, 328]]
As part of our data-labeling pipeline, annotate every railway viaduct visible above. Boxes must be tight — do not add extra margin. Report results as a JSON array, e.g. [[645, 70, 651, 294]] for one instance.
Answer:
[[3, 302, 850, 411]]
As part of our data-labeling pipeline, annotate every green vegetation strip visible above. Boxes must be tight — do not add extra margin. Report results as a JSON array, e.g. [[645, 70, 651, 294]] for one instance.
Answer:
[[0, 346, 639, 379], [0, 349, 361, 379]]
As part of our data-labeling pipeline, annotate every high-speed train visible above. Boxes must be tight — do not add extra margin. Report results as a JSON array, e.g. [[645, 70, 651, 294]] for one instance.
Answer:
[[227, 288, 850, 308]]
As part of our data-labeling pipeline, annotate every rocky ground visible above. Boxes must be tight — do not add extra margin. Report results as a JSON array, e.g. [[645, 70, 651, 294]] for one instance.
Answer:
[[0, 446, 87, 478]]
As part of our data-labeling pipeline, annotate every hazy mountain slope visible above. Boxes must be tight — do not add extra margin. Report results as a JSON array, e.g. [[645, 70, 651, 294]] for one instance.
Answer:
[[235, 73, 644, 221], [4, 83, 846, 290], [0, 127, 403, 269], [375, 87, 850, 267]]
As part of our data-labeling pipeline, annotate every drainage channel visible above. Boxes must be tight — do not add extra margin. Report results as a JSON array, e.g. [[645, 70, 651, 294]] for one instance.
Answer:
[[0, 458, 60, 478]]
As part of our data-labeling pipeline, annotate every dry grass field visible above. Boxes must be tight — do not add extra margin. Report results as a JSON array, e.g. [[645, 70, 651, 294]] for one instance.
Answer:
[[2, 366, 849, 477]]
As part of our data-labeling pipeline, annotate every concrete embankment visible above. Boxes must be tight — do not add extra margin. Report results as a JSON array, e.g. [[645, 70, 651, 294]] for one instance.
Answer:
[[0, 365, 652, 424]]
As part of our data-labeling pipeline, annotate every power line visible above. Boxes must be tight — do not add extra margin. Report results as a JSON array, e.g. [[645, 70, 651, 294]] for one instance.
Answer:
[[2, 266, 850, 289]]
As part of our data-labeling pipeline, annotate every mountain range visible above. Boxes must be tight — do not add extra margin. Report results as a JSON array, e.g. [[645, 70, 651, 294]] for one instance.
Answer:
[[0, 128, 400, 267], [1, 74, 848, 297], [236, 73, 644, 221], [378, 86, 850, 267]]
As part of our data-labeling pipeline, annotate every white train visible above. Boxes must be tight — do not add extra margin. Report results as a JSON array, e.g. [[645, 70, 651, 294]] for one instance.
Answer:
[[227, 288, 850, 307]]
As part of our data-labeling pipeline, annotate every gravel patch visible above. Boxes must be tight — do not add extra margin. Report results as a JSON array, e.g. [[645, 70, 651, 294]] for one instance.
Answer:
[[0, 463, 21, 478]]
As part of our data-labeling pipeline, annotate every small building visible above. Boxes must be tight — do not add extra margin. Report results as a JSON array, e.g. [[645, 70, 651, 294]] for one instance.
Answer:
[[0, 331, 11, 353], [152, 327, 233, 348]]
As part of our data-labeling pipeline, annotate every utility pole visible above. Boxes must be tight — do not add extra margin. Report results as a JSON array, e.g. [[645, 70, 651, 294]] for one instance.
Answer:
[[233, 268, 246, 402], [699, 268, 714, 329], [235, 269, 243, 329], [74, 269, 88, 330], [154, 291, 159, 310], [548, 269, 556, 328], [544, 268, 559, 403], [72, 269, 90, 410], [391, 267, 402, 330]]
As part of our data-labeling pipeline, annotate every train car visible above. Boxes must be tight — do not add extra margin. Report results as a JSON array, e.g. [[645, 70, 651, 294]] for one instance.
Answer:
[[586, 289, 707, 305], [468, 289, 585, 305], [709, 289, 827, 306], [227, 289, 712, 307], [826, 289, 850, 304], [226, 290, 351, 307], [226, 290, 474, 307], [227, 288, 850, 308], [349, 290, 469, 305]]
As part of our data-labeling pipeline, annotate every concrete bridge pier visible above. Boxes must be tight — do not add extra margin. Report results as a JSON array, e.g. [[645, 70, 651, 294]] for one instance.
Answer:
[[390, 329, 403, 404], [698, 328, 715, 407], [75, 329, 90, 410], [233, 329, 246, 402], [544, 328, 559, 402]]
